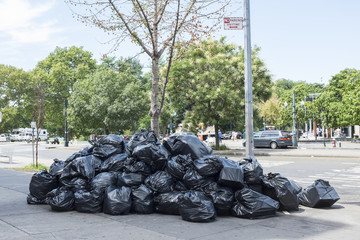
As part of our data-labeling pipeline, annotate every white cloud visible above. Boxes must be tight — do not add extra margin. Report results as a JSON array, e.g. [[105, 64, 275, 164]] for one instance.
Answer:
[[0, 0, 59, 43]]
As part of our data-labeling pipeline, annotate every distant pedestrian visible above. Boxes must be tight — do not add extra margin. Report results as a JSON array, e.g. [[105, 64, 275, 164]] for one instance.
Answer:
[[219, 131, 222, 142], [73, 135, 77, 145], [232, 131, 237, 141]]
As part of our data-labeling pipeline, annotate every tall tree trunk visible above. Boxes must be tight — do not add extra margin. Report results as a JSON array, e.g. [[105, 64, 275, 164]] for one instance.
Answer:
[[150, 56, 160, 136], [215, 124, 219, 149]]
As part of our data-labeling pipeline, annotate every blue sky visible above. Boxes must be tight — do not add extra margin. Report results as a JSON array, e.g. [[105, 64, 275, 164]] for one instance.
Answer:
[[0, 0, 359, 84]]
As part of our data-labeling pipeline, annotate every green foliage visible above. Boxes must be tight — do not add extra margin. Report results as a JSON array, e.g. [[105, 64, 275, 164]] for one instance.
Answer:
[[316, 68, 360, 128], [68, 58, 150, 136], [168, 38, 272, 146], [0, 65, 33, 132], [34, 46, 97, 134]]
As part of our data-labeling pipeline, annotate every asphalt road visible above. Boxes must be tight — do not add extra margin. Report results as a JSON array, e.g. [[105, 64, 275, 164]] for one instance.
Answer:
[[226, 155, 360, 204]]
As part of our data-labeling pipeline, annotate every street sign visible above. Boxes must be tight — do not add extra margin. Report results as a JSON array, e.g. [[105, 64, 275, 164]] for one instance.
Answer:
[[31, 121, 36, 128], [224, 17, 243, 30]]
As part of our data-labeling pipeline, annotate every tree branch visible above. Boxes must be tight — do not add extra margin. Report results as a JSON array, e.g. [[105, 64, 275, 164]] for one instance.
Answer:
[[108, 0, 152, 57]]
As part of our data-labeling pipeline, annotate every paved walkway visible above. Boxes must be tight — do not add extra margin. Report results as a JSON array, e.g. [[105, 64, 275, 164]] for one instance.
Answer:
[[0, 167, 359, 240]]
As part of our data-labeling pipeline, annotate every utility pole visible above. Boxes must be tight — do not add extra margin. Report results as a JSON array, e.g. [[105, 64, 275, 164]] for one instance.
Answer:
[[292, 90, 298, 147], [244, 0, 254, 157], [64, 100, 69, 147]]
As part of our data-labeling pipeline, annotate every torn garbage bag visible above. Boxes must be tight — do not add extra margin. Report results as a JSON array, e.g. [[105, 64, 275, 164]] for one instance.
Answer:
[[298, 179, 340, 208]]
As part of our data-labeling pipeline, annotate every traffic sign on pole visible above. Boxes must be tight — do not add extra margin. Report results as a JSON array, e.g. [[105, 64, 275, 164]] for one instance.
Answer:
[[224, 17, 243, 30]]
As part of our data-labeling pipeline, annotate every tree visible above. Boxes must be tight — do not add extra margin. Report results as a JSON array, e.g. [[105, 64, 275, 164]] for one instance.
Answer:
[[259, 94, 281, 128], [168, 38, 272, 148], [67, 0, 231, 136], [68, 58, 150, 136], [0, 65, 33, 132], [34, 46, 97, 135], [316, 69, 360, 132]]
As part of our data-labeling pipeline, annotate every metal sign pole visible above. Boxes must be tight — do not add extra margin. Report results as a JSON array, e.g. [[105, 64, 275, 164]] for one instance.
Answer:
[[244, 0, 254, 157]]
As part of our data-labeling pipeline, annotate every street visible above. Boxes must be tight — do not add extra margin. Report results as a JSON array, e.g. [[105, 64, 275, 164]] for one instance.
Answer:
[[0, 141, 360, 239]]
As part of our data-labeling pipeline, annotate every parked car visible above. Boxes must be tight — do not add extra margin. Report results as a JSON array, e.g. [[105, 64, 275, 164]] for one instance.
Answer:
[[221, 131, 232, 140], [243, 130, 293, 149], [0, 134, 10, 142]]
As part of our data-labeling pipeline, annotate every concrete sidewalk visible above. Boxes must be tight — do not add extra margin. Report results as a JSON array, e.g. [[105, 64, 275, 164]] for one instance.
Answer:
[[0, 167, 359, 240], [213, 140, 360, 158]]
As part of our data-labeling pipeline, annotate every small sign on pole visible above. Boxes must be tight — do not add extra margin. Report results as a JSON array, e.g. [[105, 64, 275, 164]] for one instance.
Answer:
[[31, 121, 36, 128], [224, 17, 244, 30]]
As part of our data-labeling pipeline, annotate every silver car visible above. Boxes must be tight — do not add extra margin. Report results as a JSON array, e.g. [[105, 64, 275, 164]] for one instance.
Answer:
[[243, 130, 293, 149]]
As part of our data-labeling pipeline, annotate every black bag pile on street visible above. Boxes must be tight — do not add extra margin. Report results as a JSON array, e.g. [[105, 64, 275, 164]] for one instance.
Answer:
[[27, 131, 340, 222]]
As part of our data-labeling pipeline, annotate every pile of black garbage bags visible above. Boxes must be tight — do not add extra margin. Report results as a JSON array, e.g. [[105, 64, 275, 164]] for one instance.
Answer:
[[27, 131, 340, 222]]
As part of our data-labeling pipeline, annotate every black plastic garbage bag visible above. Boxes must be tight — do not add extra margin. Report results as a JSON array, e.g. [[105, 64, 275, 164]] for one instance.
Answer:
[[183, 169, 213, 190], [248, 184, 263, 194], [103, 186, 132, 215], [170, 135, 213, 160], [298, 179, 340, 208], [91, 172, 117, 193], [204, 182, 234, 215], [117, 172, 145, 187], [100, 153, 128, 172], [289, 179, 302, 194], [166, 154, 193, 180], [144, 171, 174, 193], [239, 156, 263, 184], [29, 169, 58, 200], [125, 161, 152, 176], [132, 144, 169, 172], [193, 155, 223, 177], [261, 173, 299, 211], [60, 177, 89, 191], [154, 191, 184, 215], [49, 158, 65, 176], [65, 146, 93, 163], [126, 129, 149, 154], [179, 191, 216, 222], [232, 188, 279, 219], [61, 155, 101, 181], [131, 184, 154, 214], [74, 189, 104, 213], [27, 194, 47, 204], [218, 158, 245, 189], [93, 144, 123, 159], [96, 134, 125, 150], [149, 145, 170, 172], [174, 181, 188, 191], [47, 187, 75, 211]]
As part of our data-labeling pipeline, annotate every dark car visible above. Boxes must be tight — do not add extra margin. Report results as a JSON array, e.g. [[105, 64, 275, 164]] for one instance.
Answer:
[[243, 130, 293, 149]]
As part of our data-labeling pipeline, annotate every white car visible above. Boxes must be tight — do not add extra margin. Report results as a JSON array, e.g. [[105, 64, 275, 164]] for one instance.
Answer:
[[0, 134, 10, 142]]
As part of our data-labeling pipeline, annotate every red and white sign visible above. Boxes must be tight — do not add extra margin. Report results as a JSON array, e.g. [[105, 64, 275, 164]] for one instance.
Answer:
[[224, 17, 243, 30]]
